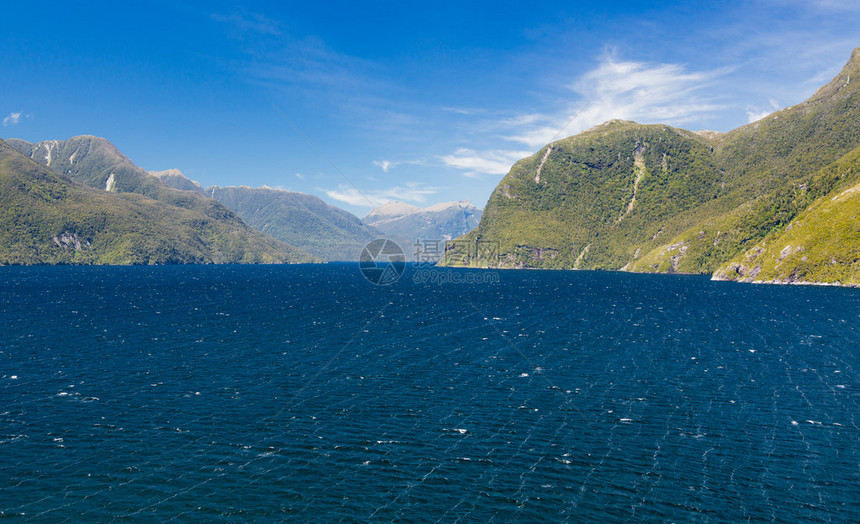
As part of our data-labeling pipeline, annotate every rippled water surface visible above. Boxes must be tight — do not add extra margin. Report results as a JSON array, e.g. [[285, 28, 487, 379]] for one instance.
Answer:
[[1, 264, 858, 521]]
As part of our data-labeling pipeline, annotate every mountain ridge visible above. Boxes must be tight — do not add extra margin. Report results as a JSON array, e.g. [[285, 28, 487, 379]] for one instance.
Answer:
[[364, 200, 482, 245], [154, 169, 483, 260], [0, 139, 317, 265], [203, 184, 383, 261]]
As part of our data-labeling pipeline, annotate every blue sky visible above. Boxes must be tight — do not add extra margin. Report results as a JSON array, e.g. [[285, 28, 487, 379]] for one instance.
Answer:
[[2, 1, 858, 216]]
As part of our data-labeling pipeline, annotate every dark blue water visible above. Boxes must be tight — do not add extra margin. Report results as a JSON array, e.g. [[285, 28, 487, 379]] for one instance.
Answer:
[[1, 264, 858, 521]]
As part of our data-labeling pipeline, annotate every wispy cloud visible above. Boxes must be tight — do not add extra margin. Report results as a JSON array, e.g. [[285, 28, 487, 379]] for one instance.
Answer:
[[438, 54, 727, 177], [371, 158, 430, 173], [503, 56, 726, 149], [223, 18, 382, 106], [2, 112, 23, 126], [439, 148, 531, 178], [373, 160, 391, 172], [325, 182, 440, 208], [799, 0, 860, 11], [211, 11, 281, 36], [441, 106, 486, 116]]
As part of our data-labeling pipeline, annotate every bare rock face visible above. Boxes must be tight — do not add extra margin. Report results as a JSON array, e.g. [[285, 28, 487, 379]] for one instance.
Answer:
[[52, 232, 89, 251]]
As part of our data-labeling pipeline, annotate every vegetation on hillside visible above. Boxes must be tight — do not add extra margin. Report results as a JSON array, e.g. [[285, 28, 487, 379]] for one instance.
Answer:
[[444, 47, 860, 286], [205, 185, 382, 261], [0, 140, 318, 265], [713, 176, 860, 286], [447, 121, 724, 269], [632, 144, 860, 274], [7, 136, 255, 228]]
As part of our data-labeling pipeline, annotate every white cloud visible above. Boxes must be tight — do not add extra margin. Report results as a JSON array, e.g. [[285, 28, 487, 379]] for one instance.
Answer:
[[211, 11, 281, 36], [3, 112, 23, 126], [295, 172, 306, 180], [438, 54, 728, 178], [442, 106, 484, 115], [506, 56, 726, 149], [373, 160, 391, 172], [746, 99, 780, 123], [325, 182, 440, 208], [439, 148, 531, 178]]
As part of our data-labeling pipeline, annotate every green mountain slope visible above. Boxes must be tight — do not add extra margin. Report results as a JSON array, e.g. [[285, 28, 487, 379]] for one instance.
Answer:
[[446, 47, 860, 286], [712, 176, 860, 287], [631, 47, 860, 273], [0, 140, 317, 265], [6, 136, 256, 228], [446, 121, 724, 268], [630, 143, 860, 274], [204, 185, 383, 261], [151, 168, 386, 261]]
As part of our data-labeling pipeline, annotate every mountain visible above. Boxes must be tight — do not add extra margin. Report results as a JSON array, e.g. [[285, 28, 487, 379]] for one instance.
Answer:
[[5, 136, 244, 225], [712, 146, 860, 286], [154, 169, 481, 261], [444, 46, 860, 286], [364, 200, 482, 243], [151, 168, 204, 193], [203, 185, 384, 261], [364, 202, 423, 222], [444, 121, 721, 269], [629, 46, 860, 275], [0, 139, 317, 265], [149, 168, 384, 261]]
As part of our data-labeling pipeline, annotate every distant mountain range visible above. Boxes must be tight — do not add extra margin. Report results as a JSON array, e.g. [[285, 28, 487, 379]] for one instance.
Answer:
[[364, 201, 481, 244], [203, 185, 384, 262], [153, 171, 482, 261], [443, 46, 860, 287], [0, 133, 482, 265]]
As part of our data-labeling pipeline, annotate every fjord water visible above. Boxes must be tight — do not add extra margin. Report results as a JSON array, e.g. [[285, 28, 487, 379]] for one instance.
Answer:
[[1, 264, 857, 521]]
